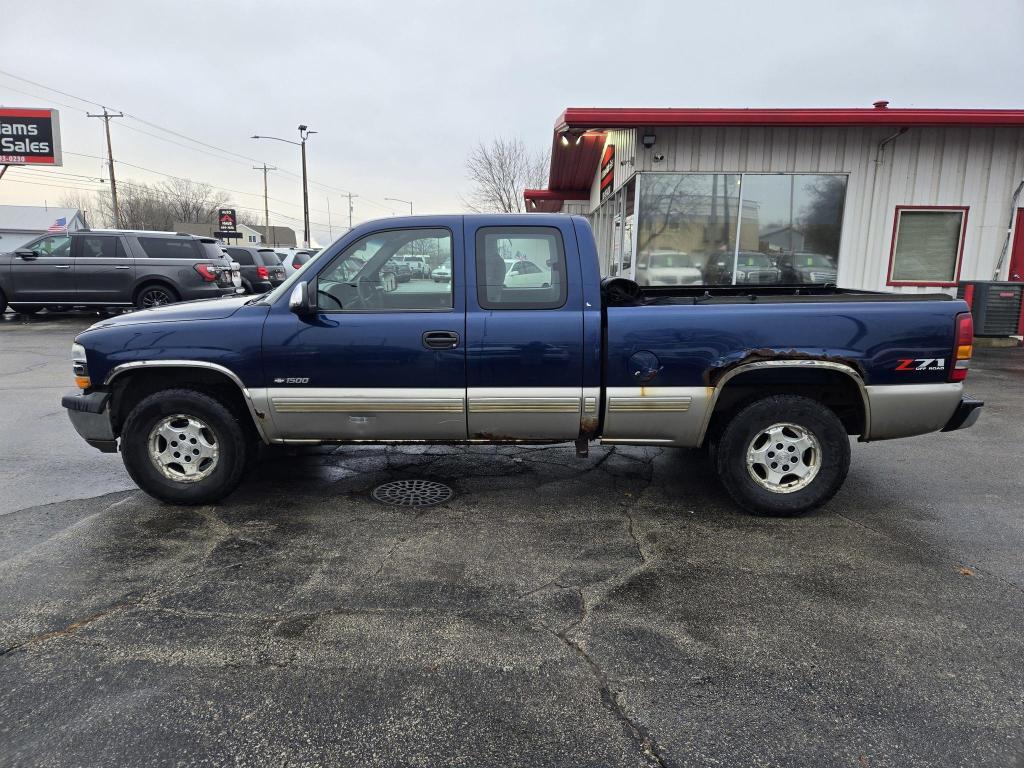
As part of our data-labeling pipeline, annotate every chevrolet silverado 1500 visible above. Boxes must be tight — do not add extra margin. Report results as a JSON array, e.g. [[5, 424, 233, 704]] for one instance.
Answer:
[[62, 214, 982, 515]]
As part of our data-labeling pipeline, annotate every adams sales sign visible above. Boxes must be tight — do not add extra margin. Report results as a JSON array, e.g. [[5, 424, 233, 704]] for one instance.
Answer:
[[0, 108, 62, 166]]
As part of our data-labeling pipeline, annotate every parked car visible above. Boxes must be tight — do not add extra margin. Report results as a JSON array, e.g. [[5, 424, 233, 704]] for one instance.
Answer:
[[635, 250, 704, 286], [275, 249, 316, 276], [431, 263, 452, 283], [503, 258, 549, 287], [63, 214, 982, 516], [224, 247, 286, 294], [777, 252, 839, 284], [398, 255, 429, 278], [388, 259, 413, 283], [0, 230, 239, 313], [702, 250, 782, 285]]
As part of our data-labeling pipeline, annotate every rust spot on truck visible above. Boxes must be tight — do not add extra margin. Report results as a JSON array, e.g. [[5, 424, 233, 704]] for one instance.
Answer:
[[704, 348, 866, 386]]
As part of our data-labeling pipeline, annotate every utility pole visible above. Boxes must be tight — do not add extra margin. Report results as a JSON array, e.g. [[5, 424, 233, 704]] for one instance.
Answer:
[[87, 108, 124, 227], [252, 163, 276, 245], [326, 197, 333, 240], [346, 192, 358, 230]]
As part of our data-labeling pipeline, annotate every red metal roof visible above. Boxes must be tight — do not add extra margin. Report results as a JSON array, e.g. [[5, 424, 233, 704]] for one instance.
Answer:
[[529, 104, 1024, 211], [555, 106, 1024, 130]]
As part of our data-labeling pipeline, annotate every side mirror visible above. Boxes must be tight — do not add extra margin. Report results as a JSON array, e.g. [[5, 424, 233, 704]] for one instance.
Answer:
[[16, 249, 38, 260], [288, 282, 317, 316]]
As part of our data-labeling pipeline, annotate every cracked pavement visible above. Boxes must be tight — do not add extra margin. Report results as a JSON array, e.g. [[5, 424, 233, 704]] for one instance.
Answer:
[[1, 313, 1023, 767]]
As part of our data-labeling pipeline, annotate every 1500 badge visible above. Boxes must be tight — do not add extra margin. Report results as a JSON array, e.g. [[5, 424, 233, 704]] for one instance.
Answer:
[[273, 377, 310, 384], [895, 358, 945, 371]]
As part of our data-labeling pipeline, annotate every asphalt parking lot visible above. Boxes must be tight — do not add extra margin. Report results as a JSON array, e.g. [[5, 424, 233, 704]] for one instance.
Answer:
[[1, 310, 1022, 768]]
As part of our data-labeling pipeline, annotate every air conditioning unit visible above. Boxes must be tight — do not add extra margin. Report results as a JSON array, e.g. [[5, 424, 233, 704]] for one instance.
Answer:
[[957, 281, 1023, 337]]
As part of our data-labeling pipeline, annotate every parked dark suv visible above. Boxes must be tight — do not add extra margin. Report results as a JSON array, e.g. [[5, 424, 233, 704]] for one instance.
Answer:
[[0, 230, 240, 314], [223, 247, 286, 293]]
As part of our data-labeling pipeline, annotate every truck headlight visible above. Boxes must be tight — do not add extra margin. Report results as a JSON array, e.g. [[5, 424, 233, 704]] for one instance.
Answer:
[[71, 342, 91, 389]]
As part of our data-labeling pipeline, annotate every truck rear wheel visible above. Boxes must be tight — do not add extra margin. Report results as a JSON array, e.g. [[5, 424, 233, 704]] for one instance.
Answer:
[[715, 395, 850, 517], [120, 388, 252, 505]]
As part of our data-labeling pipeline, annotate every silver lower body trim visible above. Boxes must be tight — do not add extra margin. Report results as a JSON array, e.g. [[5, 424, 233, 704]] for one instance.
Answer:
[[864, 382, 963, 440], [266, 388, 466, 440], [467, 386, 583, 439], [602, 386, 711, 446]]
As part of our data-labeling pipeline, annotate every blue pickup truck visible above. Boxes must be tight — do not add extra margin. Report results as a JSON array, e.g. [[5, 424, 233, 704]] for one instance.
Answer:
[[62, 214, 982, 516]]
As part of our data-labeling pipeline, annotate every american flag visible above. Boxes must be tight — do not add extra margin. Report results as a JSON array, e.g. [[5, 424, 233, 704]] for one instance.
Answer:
[[47, 217, 67, 233]]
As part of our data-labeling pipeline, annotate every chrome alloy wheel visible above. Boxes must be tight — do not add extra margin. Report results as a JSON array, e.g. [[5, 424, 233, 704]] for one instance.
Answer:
[[745, 422, 820, 494], [148, 414, 219, 482]]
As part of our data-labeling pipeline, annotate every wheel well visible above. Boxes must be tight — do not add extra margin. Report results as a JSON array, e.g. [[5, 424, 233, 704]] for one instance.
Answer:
[[704, 367, 866, 445], [133, 280, 179, 302], [107, 367, 259, 441]]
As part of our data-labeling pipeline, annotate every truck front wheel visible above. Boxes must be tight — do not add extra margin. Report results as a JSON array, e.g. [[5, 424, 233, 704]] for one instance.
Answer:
[[714, 395, 850, 517], [120, 388, 252, 505]]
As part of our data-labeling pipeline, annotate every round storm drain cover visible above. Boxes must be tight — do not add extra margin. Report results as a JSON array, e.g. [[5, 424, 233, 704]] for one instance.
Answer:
[[371, 479, 453, 507]]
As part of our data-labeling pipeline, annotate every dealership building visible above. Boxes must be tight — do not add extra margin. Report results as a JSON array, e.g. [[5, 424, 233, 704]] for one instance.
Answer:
[[525, 104, 1024, 294]]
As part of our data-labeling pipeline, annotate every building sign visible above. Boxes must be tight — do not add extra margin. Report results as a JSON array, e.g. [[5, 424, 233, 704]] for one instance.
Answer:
[[0, 108, 62, 166], [218, 209, 237, 232], [599, 144, 615, 202]]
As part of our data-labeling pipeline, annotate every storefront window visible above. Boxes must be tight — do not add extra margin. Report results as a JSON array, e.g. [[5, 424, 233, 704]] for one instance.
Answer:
[[628, 173, 847, 286]]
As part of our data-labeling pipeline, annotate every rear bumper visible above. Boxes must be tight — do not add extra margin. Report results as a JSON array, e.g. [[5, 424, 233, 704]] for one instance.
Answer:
[[941, 396, 984, 432], [62, 390, 117, 452]]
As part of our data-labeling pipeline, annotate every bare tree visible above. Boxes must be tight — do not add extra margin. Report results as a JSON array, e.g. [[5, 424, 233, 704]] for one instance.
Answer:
[[465, 137, 549, 213], [160, 178, 228, 224]]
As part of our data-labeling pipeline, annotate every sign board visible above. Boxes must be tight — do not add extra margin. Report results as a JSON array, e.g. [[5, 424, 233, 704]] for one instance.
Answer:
[[0, 108, 62, 166], [217, 208, 237, 232], [215, 230, 241, 239], [599, 144, 615, 202]]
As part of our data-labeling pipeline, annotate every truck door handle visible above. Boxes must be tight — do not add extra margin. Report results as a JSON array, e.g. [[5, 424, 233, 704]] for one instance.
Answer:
[[53, 264, 72, 269], [422, 330, 460, 350], [113, 265, 131, 270]]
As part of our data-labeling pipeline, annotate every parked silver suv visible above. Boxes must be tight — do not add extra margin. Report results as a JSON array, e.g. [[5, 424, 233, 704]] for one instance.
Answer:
[[0, 230, 240, 314]]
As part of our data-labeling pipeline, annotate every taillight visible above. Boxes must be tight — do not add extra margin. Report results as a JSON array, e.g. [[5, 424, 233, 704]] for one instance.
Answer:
[[194, 263, 219, 282], [950, 312, 973, 382], [257, 265, 269, 279]]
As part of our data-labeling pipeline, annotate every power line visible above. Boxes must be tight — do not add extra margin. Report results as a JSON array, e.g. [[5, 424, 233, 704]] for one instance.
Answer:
[[0, 71, 401, 220]]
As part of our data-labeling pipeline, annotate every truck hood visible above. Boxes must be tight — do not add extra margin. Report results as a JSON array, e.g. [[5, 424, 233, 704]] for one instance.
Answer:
[[86, 295, 253, 330]]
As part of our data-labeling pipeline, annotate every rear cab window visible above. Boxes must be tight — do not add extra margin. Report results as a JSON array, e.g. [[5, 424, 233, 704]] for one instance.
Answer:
[[475, 227, 567, 310]]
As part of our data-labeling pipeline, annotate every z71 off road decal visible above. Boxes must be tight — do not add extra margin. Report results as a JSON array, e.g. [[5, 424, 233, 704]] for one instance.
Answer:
[[895, 358, 945, 371]]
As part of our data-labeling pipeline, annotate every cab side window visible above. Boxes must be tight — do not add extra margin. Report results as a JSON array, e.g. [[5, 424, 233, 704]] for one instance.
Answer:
[[27, 235, 71, 257], [475, 227, 567, 310], [316, 228, 453, 311]]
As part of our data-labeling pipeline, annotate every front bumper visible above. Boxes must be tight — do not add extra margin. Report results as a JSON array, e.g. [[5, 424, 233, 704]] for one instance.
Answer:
[[941, 395, 984, 432], [62, 390, 117, 452]]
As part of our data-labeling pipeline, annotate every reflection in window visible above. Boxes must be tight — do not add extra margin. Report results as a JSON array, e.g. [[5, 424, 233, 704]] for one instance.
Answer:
[[631, 173, 847, 286]]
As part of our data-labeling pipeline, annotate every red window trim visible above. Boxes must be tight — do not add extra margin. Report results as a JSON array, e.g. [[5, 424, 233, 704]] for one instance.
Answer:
[[886, 205, 969, 288]]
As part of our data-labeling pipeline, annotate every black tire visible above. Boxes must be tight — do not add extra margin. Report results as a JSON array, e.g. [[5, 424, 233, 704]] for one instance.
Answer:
[[241, 279, 254, 294], [715, 395, 850, 517], [0, 289, 7, 314], [9, 304, 42, 315], [120, 388, 252, 505], [135, 284, 179, 310]]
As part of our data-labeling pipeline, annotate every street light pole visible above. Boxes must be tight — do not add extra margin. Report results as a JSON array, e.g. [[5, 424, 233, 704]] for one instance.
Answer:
[[385, 197, 413, 215], [251, 125, 317, 247]]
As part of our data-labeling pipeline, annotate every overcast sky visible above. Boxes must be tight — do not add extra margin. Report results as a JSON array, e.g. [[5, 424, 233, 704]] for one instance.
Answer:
[[2, 0, 1022, 245]]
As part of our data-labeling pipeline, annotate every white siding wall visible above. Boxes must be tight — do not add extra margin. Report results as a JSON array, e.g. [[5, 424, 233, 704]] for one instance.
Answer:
[[587, 126, 1024, 292]]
